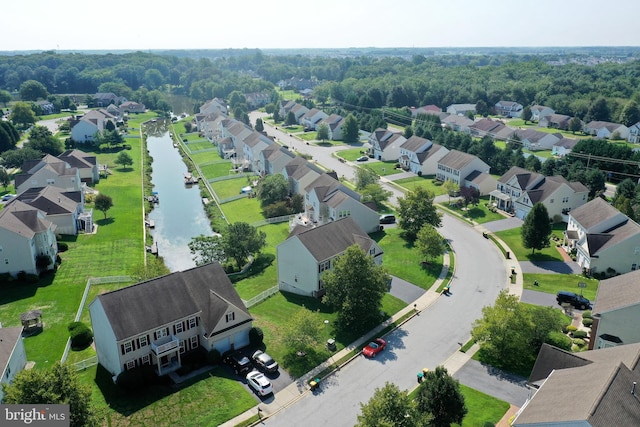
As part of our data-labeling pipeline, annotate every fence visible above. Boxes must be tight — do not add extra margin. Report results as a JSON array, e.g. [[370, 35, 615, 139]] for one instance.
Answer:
[[250, 214, 296, 227], [242, 285, 280, 308], [73, 356, 98, 371], [208, 172, 258, 183]]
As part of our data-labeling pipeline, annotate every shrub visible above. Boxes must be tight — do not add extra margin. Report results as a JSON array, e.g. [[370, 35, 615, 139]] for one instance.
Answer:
[[573, 330, 588, 339], [546, 331, 572, 351], [57, 242, 69, 252], [249, 327, 264, 347], [262, 201, 290, 218], [573, 338, 586, 347], [565, 325, 578, 333], [582, 310, 592, 319], [207, 349, 222, 365], [68, 321, 93, 349], [582, 317, 593, 327]]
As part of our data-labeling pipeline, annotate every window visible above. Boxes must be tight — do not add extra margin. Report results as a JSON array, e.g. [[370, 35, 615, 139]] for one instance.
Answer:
[[4, 259, 7, 265], [175, 322, 184, 334], [179, 341, 186, 354], [549, 199, 554, 203], [225, 312, 235, 322], [139, 336, 148, 348], [126, 360, 136, 370], [632, 264, 637, 271], [156, 328, 168, 339], [319, 260, 331, 273], [46, 179, 55, 185], [141, 354, 150, 365], [370, 247, 376, 255], [190, 336, 198, 349], [635, 247, 640, 255], [123, 341, 133, 354], [188, 317, 197, 329], [562, 197, 569, 203]]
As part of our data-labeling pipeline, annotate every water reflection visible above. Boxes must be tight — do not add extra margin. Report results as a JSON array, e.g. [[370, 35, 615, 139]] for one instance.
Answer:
[[146, 126, 213, 272]]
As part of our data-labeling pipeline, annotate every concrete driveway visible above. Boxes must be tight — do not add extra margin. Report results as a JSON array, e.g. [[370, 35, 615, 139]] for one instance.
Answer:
[[388, 276, 426, 304], [482, 217, 523, 232], [519, 260, 582, 275], [453, 359, 531, 406]]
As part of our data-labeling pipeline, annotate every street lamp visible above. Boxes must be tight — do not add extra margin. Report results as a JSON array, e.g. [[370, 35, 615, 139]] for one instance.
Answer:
[[324, 320, 329, 340]]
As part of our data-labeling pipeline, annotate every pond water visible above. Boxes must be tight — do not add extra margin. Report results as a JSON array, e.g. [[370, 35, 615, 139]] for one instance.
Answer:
[[147, 130, 214, 272]]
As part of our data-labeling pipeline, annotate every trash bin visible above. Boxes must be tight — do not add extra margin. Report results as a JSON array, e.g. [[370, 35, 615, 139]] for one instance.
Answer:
[[506, 251, 510, 259], [326, 338, 336, 351]]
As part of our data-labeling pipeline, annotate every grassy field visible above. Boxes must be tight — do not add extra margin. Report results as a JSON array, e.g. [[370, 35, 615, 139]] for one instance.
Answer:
[[184, 141, 214, 152], [211, 176, 251, 200], [494, 224, 566, 262], [336, 148, 367, 161], [523, 273, 599, 301], [394, 176, 448, 196], [441, 197, 507, 224], [220, 196, 265, 224], [363, 161, 402, 176], [199, 162, 235, 180]]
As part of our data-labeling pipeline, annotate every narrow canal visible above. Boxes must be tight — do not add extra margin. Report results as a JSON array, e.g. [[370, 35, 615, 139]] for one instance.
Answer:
[[146, 129, 214, 272]]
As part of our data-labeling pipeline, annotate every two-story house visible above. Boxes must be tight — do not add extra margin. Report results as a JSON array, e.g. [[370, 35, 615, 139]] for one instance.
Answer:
[[58, 149, 100, 184], [89, 262, 252, 377], [564, 198, 640, 275], [538, 113, 573, 130], [242, 131, 274, 172], [627, 121, 640, 143], [199, 98, 228, 116], [436, 150, 495, 195], [367, 128, 406, 161], [441, 114, 474, 133], [282, 156, 323, 196], [583, 121, 630, 140], [513, 128, 562, 151], [0, 200, 58, 276], [301, 108, 329, 130], [446, 103, 476, 116], [495, 100, 523, 118], [0, 326, 27, 403], [468, 118, 506, 138], [530, 105, 554, 122], [399, 136, 449, 176], [15, 186, 92, 235], [277, 217, 383, 297], [15, 155, 82, 195], [70, 109, 117, 143], [319, 114, 344, 140], [551, 138, 578, 157], [410, 105, 441, 117], [119, 101, 146, 114]]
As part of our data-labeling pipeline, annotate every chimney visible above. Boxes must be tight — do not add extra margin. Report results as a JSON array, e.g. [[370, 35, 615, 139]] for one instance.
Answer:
[[633, 382, 637, 395]]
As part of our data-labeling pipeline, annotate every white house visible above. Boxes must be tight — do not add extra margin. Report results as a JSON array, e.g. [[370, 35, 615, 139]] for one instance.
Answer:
[[628, 122, 640, 143], [242, 131, 273, 172], [0, 326, 27, 403], [89, 262, 252, 377], [564, 198, 640, 275], [512, 128, 562, 151], [15, 155, 82, 195], [119, 101, 146, 114], [446, 104, 476, 116], [436, 150, 494, 195], [319, 114, 344, 140], [441, 114, 474, 133], [399, 136, 449, 176], [15, 186, 92, 235], [583, 121, 630, 140], [551, 138, 578, 157], [530, 105, 554, 122], [589, 270, 640, 350], [469, 118, 506, 138], [282, 156, 323, 196], [367, 128, 406, 161], [70, 110, 116, 143], [0, 200, 58, 276], [301, 108, 329, 130], [277, 217, 383, 297], [199, 98, 227, 116], [58, 149, 100, 184], [261, 145, 296, 176], [495, 100, 523, 118], [538, 113, 573, 130]]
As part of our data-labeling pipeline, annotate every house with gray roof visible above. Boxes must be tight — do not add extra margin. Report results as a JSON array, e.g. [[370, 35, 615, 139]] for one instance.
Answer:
[[564, 198, 640, 275], [468, 118, 506, 138], [436, 150, 495, 195], [70, 109, 117, 143], [301, 108, 329, 130], [282, 156, 323, 196], [242, 131, 274, 172], [58, 149, 100, 184], [441, 114, 474, 133], [530, 105, 554, 122], [590, 270, 640, 350], [551, 137, 578, 157], [399, 136, 449, 176], [512, 128, 563, 151], [0, 326, 27, 403], [15, 186, 92, 235], [15, 154, 83, 196], [446, 103, 476, 116], [89, 262, 252, 377], [0, 200, 58, 277], [584, 121, 629, 140], [276, 217, 383, 297], [629, 121, 640, 144], [495, 100, 523, 118], [367, 128, 406, 161], [318, 114, 344, 140], [199, 98, 227, 116], [513, 343, 640, 426], [538, 113, 573, 130]]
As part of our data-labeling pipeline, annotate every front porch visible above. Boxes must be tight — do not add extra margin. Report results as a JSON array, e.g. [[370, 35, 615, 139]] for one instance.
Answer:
[[151, 335, 182, 376], [488, 190, 513, 213]]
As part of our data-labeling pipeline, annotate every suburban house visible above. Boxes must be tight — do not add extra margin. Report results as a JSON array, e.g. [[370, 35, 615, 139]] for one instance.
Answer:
[[539, 113, 573, 130], [583, 121, 630, 140], [0, 200, 58, 277], [0, 326, 27, 403], [279, 101, 309, 123], [70, 109, 117, 143], [15, 186, 92, 235], [495, 100, 523, 118], [551, 138, 578, 157], [530, 105, 555, 122], [119, 101, 146, 114], [490, 166, 588, 220], [301, 173, 380, 234], [411, 105, 441, 117], [244, 92, 271, 109], [301, 108, 328, 130], [15, 154, 83, 195], [564, 198, 640, 275], [512, 128, 562, 151], [512, 343, 640, 426], [281, 156, 323, 196], [589, 270, 640, 350], [441, 114, 474, 133], [494, 125, 517, 141], [469, 118, 506, 138], [35, 100, 55, 115], [436, 150, 492, 194], [398, 136, 449, 176], [277, 217, 383, 297], [446, 103, 476, 116], [261, 145, 296, 176], [319, 114, 344, 140], [58, 149, 100, 184], [242, 131, 274, 172], [367, 128, 406, 161], [93, 92, 120, 107], [628, 122, 640, 143], [89, 262, 253, 377], [199, 98, 227, 116]]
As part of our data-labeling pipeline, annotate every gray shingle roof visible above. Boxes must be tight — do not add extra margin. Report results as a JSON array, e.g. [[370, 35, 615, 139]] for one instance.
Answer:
[[0, 327, 24, 377], [593, 270, 640, 315], [94, 263, 250, 341], [570, 198, 623, 230], [0, 200, 54, 238], [400, 135, 431, 153], [438, 149, 478, 170]]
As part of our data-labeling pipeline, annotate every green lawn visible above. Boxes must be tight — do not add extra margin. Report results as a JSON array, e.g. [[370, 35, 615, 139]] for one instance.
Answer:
[[190, 150, 223, 164], [298, 131, 318, 141], [277, 89, 299, 101], [220, 196, 265, 224], [371, 227, 443, 290], [494, 224, 566, 262], [363, 161, 402, 176], [394, 176, 448, 196], [523, 273, 599, 301], [337, 148, 367, 161], [200, 162, 235, 180], [442, 197, 506, 224], [211, 177, 250, 200]]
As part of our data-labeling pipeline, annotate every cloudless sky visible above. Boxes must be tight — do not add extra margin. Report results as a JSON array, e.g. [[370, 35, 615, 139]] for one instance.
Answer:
[[2, 0, 639, 51]]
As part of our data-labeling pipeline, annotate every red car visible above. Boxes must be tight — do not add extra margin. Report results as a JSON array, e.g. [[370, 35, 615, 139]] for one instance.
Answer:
[[362, 338, 386, 357]]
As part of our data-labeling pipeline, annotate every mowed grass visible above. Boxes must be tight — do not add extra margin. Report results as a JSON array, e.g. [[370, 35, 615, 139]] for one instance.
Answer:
[[523, 273, 599, 301], [394, 176, 448, 196], [190, 150, 223, 164], [371, 227, 443, 290], [220, 197, 265, 224], [200, 162, 235, 180], [211, 177, 251, 200], [363, 161, 402, 176], [494, 224, 566, 262], [442, 197, 507, 224], [337, 148, 367, 161], [185, 141, 214, 152]]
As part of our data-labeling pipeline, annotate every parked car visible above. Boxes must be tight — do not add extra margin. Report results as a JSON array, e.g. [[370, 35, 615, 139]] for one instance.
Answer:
[[246, 371, 273, 396], [223, 351, 252, 375], [356, 155, 369, 162], [1, 194, 15, 202], [379, 214, 396, 224], [252, 350, 279, 374], [362, 338, 386, 358], [556, 291, 591, 310]]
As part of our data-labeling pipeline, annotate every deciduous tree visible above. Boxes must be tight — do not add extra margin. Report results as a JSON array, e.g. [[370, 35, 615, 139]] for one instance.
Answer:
[[397, 186, 442, 242], [256, 174, 288, 206], [316, 122, 329, 141], [355, 167, 379, 190], [10, 102, 37, 129], [521, 202, 551, 254], [459, 186, 480, 208], [222, 222, 267, 268], [19, 79, 48, 101], [254, 118, 264, 132], [188, 234, 226, 266], [25, 125, 64, 155], [361, 183, 392, 208], [322, 245, 390, 334], [115, 151, 133, 169], [95, 193, 113, 219], [281, 308, 324, 352], [356, 382, 419, 427], [416, 224, 444, 263], [416, 366, 467, 427]]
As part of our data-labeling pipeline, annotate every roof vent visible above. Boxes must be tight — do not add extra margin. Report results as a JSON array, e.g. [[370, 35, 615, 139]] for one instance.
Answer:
[[633, 382, 637, 395]]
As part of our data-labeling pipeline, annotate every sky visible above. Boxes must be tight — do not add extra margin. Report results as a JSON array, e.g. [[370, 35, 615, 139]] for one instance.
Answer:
[[2, 0, 640, 51]]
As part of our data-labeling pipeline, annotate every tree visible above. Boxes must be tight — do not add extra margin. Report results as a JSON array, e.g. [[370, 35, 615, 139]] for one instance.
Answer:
[[10, 101, 37, 129], [2, 362, 98, 427], [619, 101, 640, 127], [26, 125, 64, 155], [115, 151, 133, 169], [459, 186, 480, 208], [361, 183, 392, 208], [416, 366, 467, 427], [403, 125, 413, 139], [585, 169, 606, 199], [285, 111, 297, 126], [442, 179, 459, 202], [188, 234, 226, 266], [356, 382, 419, 427], [254, 117, 264, 132], [586, 97, 610, 122], [0, 89, 12, 106], [525, 154, 541, 172], [569, 116, 582, 134], [316, 122, 329, 141], [19, 79, 48, 101], [416, 224, 444, 263], [322, 245, 391, 334], [256, 174, 289, 206], [522, 105, 532, 123], [355, 167, 379, 190], [1, 147, 42, 168], [0, 167, 9, 190], [94, 193, 113, 219], [397, 186, 442, 242], [521, 202, 551, 254], [281, 308, 324, 352], [342, 114, 360, 143], [222, 222, 267, 268]]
